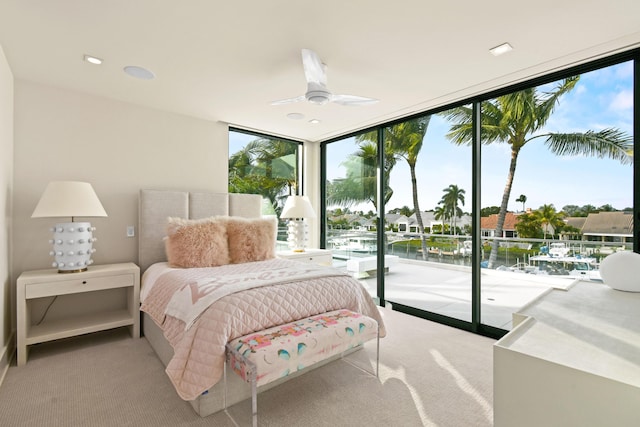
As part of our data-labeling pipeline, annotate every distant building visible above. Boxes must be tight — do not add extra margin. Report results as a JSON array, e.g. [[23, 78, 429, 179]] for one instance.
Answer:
[[480, 212, 519, 238], [331, 210, 634, 246], [384, 214, 410, 232], [566, 211, 633, 244], [387, 211, 471, 234]]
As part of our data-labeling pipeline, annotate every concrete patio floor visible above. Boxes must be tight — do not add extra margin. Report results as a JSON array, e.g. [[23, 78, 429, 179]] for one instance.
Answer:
[[334, 258, 578, 330]]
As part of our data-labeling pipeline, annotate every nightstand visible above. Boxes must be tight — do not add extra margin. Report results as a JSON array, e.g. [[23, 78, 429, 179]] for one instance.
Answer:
[[16, 262, 140, 366], [276, 248, 333, 266]]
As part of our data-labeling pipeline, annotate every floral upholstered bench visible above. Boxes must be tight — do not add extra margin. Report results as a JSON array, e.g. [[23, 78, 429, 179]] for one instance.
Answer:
[[225, 309, 379, 426]]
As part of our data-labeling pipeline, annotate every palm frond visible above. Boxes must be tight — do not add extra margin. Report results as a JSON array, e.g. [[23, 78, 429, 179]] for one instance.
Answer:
[[542, 129, 633, 165], [532, 76, 579, 133]]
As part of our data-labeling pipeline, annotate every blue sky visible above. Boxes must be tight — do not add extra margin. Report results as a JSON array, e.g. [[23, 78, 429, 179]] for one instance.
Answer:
[[326, 60, 634, 213]]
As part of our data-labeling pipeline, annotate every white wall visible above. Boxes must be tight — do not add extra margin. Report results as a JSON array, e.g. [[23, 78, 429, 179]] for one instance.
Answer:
[[0, 45, 14, 381], [12, 80, 229, 278], [303, 142, 321, 248]]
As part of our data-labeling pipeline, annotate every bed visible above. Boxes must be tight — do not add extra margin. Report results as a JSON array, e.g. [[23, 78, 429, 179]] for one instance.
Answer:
[[137, 189, 385, 417]]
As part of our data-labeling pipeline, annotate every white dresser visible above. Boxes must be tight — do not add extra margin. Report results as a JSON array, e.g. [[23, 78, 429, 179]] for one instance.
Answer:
[[494, 282, 640, 426]]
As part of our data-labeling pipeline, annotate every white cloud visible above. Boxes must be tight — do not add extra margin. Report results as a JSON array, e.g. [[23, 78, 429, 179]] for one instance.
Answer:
[[609, 90, 633, 111]]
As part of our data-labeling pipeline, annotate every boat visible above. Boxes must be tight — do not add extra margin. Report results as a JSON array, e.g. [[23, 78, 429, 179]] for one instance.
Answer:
[[540, 242, 571, 257], [455, 240, 473, 257], [331, 233, 378, 253], [527, 254, 602, 282]]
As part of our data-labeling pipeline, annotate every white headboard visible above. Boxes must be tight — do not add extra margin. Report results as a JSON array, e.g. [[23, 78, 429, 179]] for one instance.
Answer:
[[138, 189, 262, 272]]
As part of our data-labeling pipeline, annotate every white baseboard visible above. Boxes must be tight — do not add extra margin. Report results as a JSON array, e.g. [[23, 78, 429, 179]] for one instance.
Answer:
[[0, 330, 15, 387]]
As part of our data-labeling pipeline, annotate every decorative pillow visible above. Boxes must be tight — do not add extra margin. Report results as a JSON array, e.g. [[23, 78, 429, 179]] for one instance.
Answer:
[[164, 216, 230, 268], [226, 216, 277, 264]]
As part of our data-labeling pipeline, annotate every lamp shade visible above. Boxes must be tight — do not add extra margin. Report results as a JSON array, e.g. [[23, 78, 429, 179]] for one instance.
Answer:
[[280, 195, 316, 219], [32, 181, 107, 218]]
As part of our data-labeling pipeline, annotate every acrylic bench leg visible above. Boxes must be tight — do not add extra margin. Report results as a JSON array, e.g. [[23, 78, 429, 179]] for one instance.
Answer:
[[251, 369, 258, 427], [376, 330, 380, 377], [340, 325, 380, 378], [224, 361, 227, 408]]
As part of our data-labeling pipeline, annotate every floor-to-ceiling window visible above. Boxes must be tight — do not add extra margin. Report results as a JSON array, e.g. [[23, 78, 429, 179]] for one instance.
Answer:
[[228, 128, 302, 246], [323, 131, 381, 302], [320, 51, 637, 338]]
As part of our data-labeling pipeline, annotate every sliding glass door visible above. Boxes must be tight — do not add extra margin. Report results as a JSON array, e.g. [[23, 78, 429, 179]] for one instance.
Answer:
[[477, 61, 634, 329], [381, 111, 473, 324]]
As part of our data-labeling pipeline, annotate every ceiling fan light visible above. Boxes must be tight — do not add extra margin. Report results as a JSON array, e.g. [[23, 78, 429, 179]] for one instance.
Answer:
[[305, 90, 330, 105], [308, 96, 328, 105]]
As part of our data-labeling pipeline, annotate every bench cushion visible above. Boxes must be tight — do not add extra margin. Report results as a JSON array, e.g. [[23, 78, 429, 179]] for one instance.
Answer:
[[227, 309, 378, 387]]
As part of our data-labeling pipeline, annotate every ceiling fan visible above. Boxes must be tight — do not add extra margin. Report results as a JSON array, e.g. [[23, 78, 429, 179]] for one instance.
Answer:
[[271, 49, 379, 107]]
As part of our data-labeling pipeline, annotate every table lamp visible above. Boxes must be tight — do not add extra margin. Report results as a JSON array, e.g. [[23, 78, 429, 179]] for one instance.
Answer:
[[31, 181, 108, 273], [280, 195, 316, 252]]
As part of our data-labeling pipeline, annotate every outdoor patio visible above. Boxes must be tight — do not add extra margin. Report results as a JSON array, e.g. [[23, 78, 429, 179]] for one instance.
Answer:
[[332, 257, 579, 330]]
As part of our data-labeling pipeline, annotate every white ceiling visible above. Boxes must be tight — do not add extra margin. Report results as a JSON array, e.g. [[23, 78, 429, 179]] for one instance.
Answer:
[[1, 1, 639, 143]]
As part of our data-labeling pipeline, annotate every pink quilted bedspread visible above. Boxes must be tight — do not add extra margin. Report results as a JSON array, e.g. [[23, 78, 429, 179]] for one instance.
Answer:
[[140, 258, 386, 400]]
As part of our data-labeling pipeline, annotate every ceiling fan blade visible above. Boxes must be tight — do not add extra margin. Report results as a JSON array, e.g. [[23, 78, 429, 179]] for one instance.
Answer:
[[301, 49, 327, 86], [270, 95, 305, 106], [331, 94, 379, 106]]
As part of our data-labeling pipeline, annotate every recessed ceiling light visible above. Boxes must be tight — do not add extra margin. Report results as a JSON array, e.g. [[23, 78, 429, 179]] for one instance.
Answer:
[[286, 113, 305, 120], [83, 54, 103, 65], [309, 119, 321, 124], [489, 42, 513, 56], [123, 65, 155, 80]]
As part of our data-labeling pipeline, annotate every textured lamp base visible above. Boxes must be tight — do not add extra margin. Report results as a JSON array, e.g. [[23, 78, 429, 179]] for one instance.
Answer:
[[48, 222, 97, 273], [286, 219, 308, 252]]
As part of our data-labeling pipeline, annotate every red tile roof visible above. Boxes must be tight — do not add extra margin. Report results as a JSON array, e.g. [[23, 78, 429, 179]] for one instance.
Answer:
[[480, 212, 518, 230]]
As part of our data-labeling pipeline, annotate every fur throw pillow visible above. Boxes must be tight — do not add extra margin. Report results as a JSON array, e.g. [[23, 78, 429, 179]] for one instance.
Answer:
[[226, 216, 277, 264], [164, 216, 230, 268]]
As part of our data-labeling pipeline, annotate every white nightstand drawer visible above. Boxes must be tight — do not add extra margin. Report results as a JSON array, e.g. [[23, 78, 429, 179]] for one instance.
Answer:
[[277, 249, 333, 266], [296, 254, 332, 265], [25, 273, 134, 299]]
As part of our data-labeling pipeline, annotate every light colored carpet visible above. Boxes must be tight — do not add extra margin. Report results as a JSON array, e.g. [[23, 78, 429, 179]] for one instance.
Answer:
[[0, 308, 495, 426]]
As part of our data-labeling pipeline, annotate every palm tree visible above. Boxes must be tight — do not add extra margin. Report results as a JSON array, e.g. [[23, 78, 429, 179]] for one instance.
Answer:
[[533, 204, 566, 240], [516, 194, 527, 212], [439, 184, 466, 234], [358, 117, 432, 259], [398, 205, 414, 217], [580, 204, 598, 216], [229, 138, 298, 216], [433, 205, 447, 234], [514, 211, 543, 239], [326, 138, 394, 209], [441, 76, 632, 268], [516, 204, 566, 240]]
